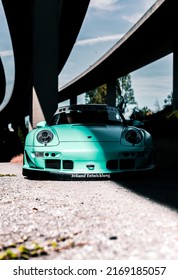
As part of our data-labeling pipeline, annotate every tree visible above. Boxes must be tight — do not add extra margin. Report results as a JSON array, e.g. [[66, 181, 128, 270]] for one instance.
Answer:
[[163, 92, 173, 107], [130, 106, 152, 121], [116, 74, 137, 113], [141, 106, 152, 116], [85, 74, 136, 113], [85, 84, 107, 104], [154, 99, 161, 112]]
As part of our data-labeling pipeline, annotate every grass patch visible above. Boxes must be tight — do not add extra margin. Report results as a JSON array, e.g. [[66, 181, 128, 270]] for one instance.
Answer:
[[0, 174, 16, 177]]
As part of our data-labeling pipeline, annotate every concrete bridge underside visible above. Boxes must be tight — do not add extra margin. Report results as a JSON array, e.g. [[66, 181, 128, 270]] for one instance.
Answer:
[[0, 0, 90, 130], [0, 0, 177, 162], [58, 0, 177, 109]]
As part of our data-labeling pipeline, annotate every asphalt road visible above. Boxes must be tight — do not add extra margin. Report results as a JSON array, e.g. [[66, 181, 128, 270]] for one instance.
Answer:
[[0, 163, 178, 260]]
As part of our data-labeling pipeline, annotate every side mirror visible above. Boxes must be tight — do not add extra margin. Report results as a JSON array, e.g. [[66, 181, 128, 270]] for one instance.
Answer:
[[132, 120, 144, 128], [36, 121, 47, 128]]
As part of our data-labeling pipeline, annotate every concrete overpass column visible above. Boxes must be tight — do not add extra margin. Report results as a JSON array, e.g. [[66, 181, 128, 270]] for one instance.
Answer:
[[173, 40, 178, 110], [32, 0, 62, 126], [106, 79, 117, 106]]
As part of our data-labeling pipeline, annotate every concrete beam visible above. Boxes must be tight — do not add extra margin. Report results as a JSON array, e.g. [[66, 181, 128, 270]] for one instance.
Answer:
[[32, 0, 62, 125], [106, 79, 117, 106]]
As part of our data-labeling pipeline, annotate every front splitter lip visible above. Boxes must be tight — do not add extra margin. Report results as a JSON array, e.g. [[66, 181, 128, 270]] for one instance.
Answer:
[[22, 168, 112, 180], [22, 165, 155, 180]]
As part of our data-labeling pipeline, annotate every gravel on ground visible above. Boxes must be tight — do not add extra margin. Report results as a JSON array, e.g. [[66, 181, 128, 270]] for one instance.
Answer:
[[0, 163, 178, 260]]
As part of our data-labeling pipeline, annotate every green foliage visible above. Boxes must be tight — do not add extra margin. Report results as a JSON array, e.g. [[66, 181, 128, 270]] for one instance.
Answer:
[[164, 110, 178, 120], [85, 84, 107, 104], [137, 105, 178, 138], [130, 106, 152, 120], [0, 174, 16, 177], [0, 242, 47, 260], [85, 74, 136, 113], [18, 126, 25, 147], [164, 92, 173, 107], [116, 74, 137, 112], [0, 233, 88, 260]]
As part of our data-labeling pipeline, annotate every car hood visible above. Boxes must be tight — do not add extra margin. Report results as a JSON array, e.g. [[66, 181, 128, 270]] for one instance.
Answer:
[[52, 124, 124, 142]]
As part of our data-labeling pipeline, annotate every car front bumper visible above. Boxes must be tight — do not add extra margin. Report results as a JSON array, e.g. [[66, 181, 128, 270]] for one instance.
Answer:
[[22, 141, 155, 179]]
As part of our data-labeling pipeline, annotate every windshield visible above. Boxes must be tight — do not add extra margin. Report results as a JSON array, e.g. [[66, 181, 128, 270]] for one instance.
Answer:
[[49, 105, 125, 126]]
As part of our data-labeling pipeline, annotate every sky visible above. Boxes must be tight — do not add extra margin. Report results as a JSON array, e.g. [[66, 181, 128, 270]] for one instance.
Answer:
[[0, 0, 15, 112], [0, 0, 173, 115], [58, 0, 173, 112]]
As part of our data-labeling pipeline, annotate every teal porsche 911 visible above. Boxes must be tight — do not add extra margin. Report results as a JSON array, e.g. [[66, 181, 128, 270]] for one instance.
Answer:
[[22, 104, 154, 179]]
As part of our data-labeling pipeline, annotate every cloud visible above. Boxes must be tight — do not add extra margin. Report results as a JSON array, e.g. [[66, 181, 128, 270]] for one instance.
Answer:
[[144, 0, 157, 10], [0, 50, 13, 57], [122, 0, 157, 24], [122, 13, 143, 24], [90, 0, 120, 11], [76, 34, 123, 46]]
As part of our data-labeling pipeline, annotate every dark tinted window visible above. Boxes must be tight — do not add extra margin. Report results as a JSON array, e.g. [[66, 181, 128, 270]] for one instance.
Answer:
[[50, 105, 124, 125]]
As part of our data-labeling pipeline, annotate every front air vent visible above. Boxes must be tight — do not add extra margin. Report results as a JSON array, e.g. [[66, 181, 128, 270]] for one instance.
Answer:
[[63, 160, 74, 169], [45, 159, 61, 169], [106, 160, 118, 170], [120, 159, 135, 170]]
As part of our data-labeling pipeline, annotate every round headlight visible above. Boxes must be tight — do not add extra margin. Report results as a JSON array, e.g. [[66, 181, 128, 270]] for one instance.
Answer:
[[125, 129, 142, 144], [37, 130, 54, 144]]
